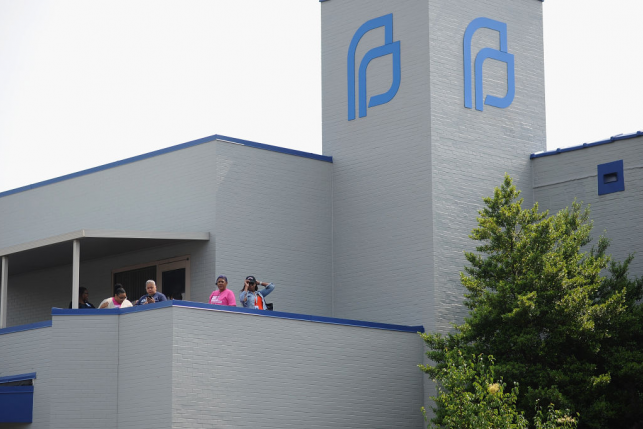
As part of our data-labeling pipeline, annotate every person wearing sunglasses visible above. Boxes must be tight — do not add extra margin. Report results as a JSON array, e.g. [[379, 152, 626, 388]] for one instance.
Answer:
[[239, 276, 275, 310]]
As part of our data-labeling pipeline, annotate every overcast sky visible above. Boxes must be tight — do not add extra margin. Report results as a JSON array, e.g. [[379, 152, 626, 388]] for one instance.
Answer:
[[0, 0, 641, 193]]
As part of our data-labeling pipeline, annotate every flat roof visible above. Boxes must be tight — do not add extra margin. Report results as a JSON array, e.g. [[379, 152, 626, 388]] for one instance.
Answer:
[[531, 130, 643, 159], [0, 134, 332, 199]]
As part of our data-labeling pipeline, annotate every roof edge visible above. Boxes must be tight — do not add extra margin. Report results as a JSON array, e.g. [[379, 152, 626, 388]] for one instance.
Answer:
[[531, 130, 643, 159], [52, 300, 424, 334], [0, 134, 331, 199]]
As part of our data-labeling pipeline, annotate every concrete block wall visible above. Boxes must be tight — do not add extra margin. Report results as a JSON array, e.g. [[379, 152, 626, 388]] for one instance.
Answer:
[[171, 306, 425, 429], [0, 142, 219, 248], [2, 304, 425, 428], [117, 308, 173, 429], [322, 0, 546, 334], [49, 314, 119, 429], [427, 0, 546, 332], [0, 138, 333, 326], [322, 0, 435, 328], [212, 142, 333, 317], [0, 325, 52, 428], [532, 136, 643, 277]]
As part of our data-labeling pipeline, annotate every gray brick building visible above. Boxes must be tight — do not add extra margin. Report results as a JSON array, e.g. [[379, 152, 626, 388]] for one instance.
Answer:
[[1, 0, 640, 427]]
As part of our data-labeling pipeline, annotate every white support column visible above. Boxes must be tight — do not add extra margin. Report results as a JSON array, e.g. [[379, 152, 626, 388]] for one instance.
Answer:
[[71, 240, 80, 309], [1, 256, 8, 329]]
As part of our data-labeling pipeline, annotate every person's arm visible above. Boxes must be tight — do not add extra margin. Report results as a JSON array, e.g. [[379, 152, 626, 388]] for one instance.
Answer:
[[157, 293, 167, 302], [226, 289, 237, 307], [98, 299, 109, 309], [258, 281, 275, 297], [241, 280, 250, 303], [239, 291, 250, 308]]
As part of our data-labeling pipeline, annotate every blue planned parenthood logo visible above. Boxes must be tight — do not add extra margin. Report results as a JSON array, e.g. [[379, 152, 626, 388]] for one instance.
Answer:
[[463, 17, 515, 112], [347, 13, 401, 121]]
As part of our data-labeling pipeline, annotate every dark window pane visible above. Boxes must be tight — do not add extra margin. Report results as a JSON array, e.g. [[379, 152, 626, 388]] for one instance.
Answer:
[[114, 266, 156, 302], [162, 268, 186, 300]]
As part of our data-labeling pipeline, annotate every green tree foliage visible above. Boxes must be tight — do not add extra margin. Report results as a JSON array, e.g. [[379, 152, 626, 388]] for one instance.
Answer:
[[419, 348, 577, 429], [421, 175, 643, 428]]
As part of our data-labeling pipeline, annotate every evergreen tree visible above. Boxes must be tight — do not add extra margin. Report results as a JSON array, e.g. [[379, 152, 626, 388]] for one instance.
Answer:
[[421, 175, 643, 428], [419, 348, 577, 429]]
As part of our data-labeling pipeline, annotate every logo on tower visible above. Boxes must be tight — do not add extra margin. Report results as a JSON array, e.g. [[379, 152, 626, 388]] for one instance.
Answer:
[[464, 17, 515, 111], [347, 14, 401, 121]]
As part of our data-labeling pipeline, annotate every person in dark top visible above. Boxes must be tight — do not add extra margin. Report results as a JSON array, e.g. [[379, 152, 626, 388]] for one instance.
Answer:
[[134, 280, 167, 305], [68, 287, 96, 309]]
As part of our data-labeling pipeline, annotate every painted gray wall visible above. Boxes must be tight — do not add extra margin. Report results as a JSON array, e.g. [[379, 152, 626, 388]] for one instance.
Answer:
[[171, 306, 425, 429], [322, 0, 434, 328], [117, 308, 173, 429], [0, 139, 333, 326], [0, 326, 52, 429], [322, 0, 546, 334], [427, 0, 546, 332], [532, 136, 643, 277], [1, 306, 425, 428], [211, 142, 333, 317], [49, 315, 120, 429]]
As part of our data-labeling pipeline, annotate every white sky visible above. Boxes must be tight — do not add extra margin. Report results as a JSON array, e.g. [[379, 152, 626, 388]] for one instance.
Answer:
[[0, 0, 641, 193]]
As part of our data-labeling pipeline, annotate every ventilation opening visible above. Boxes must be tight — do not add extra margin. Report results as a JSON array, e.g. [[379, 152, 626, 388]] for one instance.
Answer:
[[603, 172, 618, 184]]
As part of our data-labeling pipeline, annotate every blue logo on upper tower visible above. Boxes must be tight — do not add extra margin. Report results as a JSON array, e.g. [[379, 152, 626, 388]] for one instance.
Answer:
[[464, 17, 515, 111], [347, 14, 401, 121]]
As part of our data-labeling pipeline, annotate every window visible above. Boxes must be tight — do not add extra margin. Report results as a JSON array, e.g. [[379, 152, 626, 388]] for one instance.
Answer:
[[112, 256, 191, 302]]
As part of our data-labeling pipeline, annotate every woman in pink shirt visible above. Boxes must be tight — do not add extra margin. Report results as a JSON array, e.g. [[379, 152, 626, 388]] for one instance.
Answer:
[[208, 275, 237, 306]]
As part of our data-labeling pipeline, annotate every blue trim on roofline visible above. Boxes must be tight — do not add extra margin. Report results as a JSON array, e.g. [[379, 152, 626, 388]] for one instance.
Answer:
[[531, 130, 643, 159], [0, 321, 52, 336], [0, 373, 36, 384], [0, 134, 332, 199], [52, 300, 424, 334], [214, 134, 332, 163]]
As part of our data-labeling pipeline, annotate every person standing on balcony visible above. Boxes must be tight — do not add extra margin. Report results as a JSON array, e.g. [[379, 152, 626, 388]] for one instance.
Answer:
[[240, 276, 274, 310], [208, 275, 237, 306]]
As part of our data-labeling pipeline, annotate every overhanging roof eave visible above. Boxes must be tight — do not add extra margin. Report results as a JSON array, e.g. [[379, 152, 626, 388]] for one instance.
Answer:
[[0, 229, 210, 258]]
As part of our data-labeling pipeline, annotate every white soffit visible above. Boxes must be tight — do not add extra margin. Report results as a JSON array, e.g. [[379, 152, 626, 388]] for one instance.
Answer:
[[0, 229, 210, 258]]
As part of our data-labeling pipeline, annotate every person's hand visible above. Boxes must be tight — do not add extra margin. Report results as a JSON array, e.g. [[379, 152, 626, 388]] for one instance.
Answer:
[[146, 296, 154, 304], [243, 280, 249, 290], [99, 302, 108, 309]]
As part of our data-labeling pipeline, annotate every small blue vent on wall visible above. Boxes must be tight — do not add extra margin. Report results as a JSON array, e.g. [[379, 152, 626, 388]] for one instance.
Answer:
[[597, 160, 625, 195]]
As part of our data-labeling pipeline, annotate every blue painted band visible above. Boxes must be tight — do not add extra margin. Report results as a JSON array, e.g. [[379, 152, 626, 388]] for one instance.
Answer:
[[530, 131, 643, 159], [0, 386, 34, 392], [52, 299, 173, 316], [0, 321, 52, 336], [52, 300, 424, 334], [0, 386, 34, 423], [0, 134, 331, 199], [0, 373, 36, 384]]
